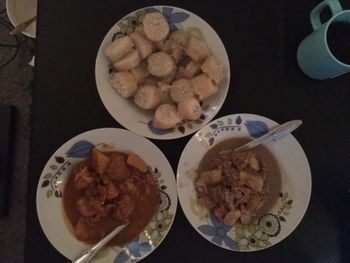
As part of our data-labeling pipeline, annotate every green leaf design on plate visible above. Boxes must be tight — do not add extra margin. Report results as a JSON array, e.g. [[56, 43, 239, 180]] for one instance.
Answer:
[[209, 137, 215, 146], [94, 247, 109, 259], [47, 189, 53, 198], [194, 119, 202, 124], [41, 180, 50, 188], [202, 104, 209, 111], [217, 121, 224, 126], [228, 118, 233, 125], [186, 27, 205, 41], [55, 190, 62, 198], [204, 132, 212, 138], [50, 165, 58, 170], [187, 123, 193, 129], [279, 216, 286, 222], [287, 200, 293, 205], [43, 173, 52, 179]]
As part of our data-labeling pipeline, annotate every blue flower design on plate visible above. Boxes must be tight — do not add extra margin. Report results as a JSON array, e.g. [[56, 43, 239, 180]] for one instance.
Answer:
[[245, 121, 269, 138], [114, 237, 153, 263], [66, 140, 94, 158], [145, 7, 190, 31], [197, 213, 239, 250]]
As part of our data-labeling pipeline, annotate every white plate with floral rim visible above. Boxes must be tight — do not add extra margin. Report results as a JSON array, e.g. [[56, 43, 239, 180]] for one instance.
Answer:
[[36, 128, 177, 263], [177, 114, 312, 251], [95, 6, 230, 140]]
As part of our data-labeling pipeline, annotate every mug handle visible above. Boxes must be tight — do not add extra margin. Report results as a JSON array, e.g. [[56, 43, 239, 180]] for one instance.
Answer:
[[310, 0, 343, 31]]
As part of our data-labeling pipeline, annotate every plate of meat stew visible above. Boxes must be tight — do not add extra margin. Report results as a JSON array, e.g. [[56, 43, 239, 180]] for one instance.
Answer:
[[177, 114, 311, 251], [36, 128, 177, 262], [95, 6, 230, 140]]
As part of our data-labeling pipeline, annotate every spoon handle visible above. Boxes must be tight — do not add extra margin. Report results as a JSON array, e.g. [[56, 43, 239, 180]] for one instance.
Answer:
[[10, 15, 37, 36], [72, 223, 128, 263], [234, 120, 302, 151]]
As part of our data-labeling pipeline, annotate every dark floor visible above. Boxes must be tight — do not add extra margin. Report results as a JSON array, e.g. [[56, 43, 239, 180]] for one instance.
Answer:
[[0, 1, 34, 262]]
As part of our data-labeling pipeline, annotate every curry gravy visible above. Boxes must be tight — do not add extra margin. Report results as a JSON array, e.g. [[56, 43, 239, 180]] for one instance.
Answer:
[[198, 138, 281, 219]]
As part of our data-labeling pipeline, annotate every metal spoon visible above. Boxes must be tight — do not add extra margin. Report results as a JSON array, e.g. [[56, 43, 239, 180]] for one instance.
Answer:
[[10, 15, 37, 36], [72, 223, 128, 263], [234, 120, 302, 151]]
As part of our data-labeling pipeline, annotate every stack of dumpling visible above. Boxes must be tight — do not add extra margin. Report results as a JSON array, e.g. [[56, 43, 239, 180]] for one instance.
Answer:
[[104, 12, 225, 129]]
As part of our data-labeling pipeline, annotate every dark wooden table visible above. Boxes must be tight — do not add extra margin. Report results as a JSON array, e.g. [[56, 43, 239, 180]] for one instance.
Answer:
[[25, 0, 350, 262]]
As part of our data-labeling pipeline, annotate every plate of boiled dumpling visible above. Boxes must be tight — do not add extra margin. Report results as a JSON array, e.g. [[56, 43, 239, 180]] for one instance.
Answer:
[[95, 6, 230, 139]]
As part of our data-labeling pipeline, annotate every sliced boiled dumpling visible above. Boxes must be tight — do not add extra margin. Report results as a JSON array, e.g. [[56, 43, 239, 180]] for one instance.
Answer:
[[201, 55, 225, 84], [113, 49, 140, 71], [169, 30, 190, 49], [110, 71, 138, 98], [183, 60, 201, 79], [170, 78, 194, 103], [158, 82, 172, 104], [153, 104, 181, 129], [185, 36, 210, 63], [134, 84, 161, 110], [147, 52, 175, 78], [143, 12, 169, 42], [162, 40, 184, 64], [130, 61, 150, 84], [191, 73, 218, 100], [130, 31, 154, 59], [104, 35, 134, 62], [177, 97, 202, 120]]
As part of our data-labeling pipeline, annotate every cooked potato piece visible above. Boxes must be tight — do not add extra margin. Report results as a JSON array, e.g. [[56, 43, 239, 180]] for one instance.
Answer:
[[127, 152, 148, 172], [92, 148, 111, 174], [130, 62, 150, 84], [153, 104, 181, 129], [223, 210, 241, 227], [104, 36, 134, 62], [170, 78, 194, 103], [177, 97, 201, 120], [200, 169, 223, 184], [147, 52, 175, 77], [183, 60, 201, 79], [110, 71, 138, 98], [162, 40, 184, 64], [239, 171, 264, 192], [201, 55, 225, 84], [143, 12, 169, 41], [113, 49, 140, 71], [169, 30, 190, 49], [191, 73, 218, 100], [161, 67, 177, 84], [158, 82, 172, 104], [185, 36, 210, 62], [130, 32, 154, 59], [134, 84, 161, 110]]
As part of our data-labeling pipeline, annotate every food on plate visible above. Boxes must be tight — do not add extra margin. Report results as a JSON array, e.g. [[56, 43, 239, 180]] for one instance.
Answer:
[[104, 35, 134, 62], [185, 36, 210, 62], [104, 11, 226, 129], [142, 12, 170, 41], [134, 84, 161, 110], [183, 60, 201, 79], [194, 146, 269, 226], [177, 97, 201, 120], [110, 71, 138, 98], [170, 78, 194, 103], [63, 148, 158, 245], [130, 32, 154, 59], [153, 104, 181, 129], [113, 49, 140, 71], [191, 73, 218, 100], [147, 51, 176, 77]]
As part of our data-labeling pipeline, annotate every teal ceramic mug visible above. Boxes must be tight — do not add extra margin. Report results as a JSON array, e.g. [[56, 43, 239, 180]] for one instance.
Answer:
[[297, 0, 350, 79]]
